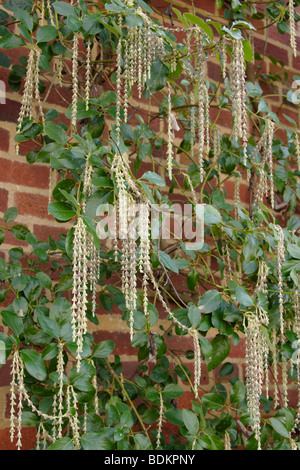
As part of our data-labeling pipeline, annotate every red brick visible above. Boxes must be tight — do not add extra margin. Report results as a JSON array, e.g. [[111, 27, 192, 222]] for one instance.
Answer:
[[0, 189, 8, 213], [207, 61, 222, 82], [228, 336, 246, 358], [33, 223, 68, 242], [0, 68, 9, 91], [0, 426, 36, 450], [121, 361, 140, 379], [4, 46, 28, 64], [255, 37, 289, 65], [223, 180, 249, 203], [267, 27, 291, 48], [0, 358, 12, 386], [0, 158, 49, 189], [95, 302, 123, 316], [0, 99, 20, 123], [0, 127, 9, 152], [165, 332, 194, 352], [177, 391, 195, 409], [153, 0, 215, 14], [14, 192, 51, 220], [210, 106, 232, 129], [17, 139, 42, 157], [46, 84, 73, 108], [93, 330, 134, 356]]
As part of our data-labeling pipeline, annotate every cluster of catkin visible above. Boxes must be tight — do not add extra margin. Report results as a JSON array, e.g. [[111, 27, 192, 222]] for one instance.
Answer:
[[231, 39, 248, 164], [16, 46, 44, 154], [183, 27, 211, 182], [252, 119, 275, 209], [244, 261, 270, 450], [71, 157, 100, 371], [289, 0, 297, 58], [115, 9, 166, 145], [244, 310, 269, 450], [111, 151, 202, 396], [10, 343, 99, 449], [111, 153, 151, 340]]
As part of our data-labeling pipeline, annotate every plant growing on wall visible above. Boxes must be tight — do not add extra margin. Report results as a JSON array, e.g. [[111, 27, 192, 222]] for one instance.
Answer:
[[0, 0, 300, 450]]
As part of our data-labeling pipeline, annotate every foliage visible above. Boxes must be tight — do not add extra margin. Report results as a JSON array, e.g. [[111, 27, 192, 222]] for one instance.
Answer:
[[0, 0, 300, 451]]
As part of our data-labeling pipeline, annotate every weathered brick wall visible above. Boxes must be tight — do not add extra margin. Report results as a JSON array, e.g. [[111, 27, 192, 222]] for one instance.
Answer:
[[0, 0, 300, 449]]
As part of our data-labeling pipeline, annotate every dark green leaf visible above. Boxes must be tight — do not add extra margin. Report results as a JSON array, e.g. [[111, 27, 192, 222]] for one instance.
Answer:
[[198, 290, 221, 313], [158, 250, 179, 273], [162, 384, 183, 399], [48, 437, 74, 450], [0, 34, 25, 49], [36, 25, 58, 43], [230, 380, 246, 403], [48, 202, 76, 222], [4, 207, 18, 223], [182, 409, 199, 435], [206, 335, 231, 372], [45, 123, 68, 145], [1, 310, 24, 336], [204, 205, 222, 225], [14, 8, 32, 31], [52, 1, 75, 16], [140, 171, 165, 187], [93, 340, 115, 358], [202, 393, 226, 411], [38, 315, 60, 339], [20, 349, 47, 381], [164, 408, 183, 426], [146, 60, 169, 94], [183, 13, 214, 40], [269, 417, 290, 439]]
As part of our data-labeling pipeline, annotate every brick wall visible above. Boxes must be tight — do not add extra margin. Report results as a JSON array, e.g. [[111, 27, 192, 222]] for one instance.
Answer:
[[0, 0, 300, 449]]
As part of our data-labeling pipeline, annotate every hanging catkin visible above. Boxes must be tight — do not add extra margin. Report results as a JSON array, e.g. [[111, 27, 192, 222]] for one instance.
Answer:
[[224, 430, 231, 450], [115, 37, 122, 145], [295, 131, 300, 172], [9, 350, 25, 450], [231, 38, 248, 164], [124, 39, 129, 123], [244, 310, 269, 450], [275, 225, 285, 338], [85, 39, 91, 111], [138, 203, 151, 316], [234, 171, 241, 219], [221, 35, 227, 79], [71, 217, 88, 371], [190, 91, 196, 159], [156, 392, 164, 449], [16, 47, 36, 153], [266, 120, 275, 209], [34, 48, 45, 130], [167, 82, 174, 180], [289, 0, 297, 58], [56, 343, 65, 439], [46, 0, 56, 26], [293, 286, 300, 429], [128, 202, 138, 341], [71, 32, 79, 130], [195, 29, 205, 182]]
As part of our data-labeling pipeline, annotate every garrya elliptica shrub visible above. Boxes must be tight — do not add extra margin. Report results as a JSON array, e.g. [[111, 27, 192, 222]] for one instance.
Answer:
[[0, 0, 300, 451]]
